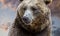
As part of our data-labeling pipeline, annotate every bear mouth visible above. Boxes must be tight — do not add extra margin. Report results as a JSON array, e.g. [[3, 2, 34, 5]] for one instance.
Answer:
[[22, 19, 31, 25], [19, 14, 50, 33], [21, 18, 48, 33]]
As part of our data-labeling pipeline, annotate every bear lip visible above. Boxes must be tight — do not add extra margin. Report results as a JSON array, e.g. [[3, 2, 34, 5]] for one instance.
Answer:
[[22, 18, 31, 25]]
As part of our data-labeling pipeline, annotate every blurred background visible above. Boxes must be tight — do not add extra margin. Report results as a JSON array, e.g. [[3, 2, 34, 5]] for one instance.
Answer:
[[0, 0, 60, 36]]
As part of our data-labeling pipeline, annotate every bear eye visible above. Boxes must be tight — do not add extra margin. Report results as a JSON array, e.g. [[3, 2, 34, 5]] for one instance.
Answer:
[[23, 7, 26, 11], [31, 7, 37, 11]]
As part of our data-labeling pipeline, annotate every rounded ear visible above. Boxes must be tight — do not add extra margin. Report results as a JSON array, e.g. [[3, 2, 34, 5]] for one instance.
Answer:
[[44, 0, 52, 5], [18, 0, 24, 3]]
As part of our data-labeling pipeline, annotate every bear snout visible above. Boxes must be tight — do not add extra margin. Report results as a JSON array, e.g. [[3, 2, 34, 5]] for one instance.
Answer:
[[22, 16, 31, 24]]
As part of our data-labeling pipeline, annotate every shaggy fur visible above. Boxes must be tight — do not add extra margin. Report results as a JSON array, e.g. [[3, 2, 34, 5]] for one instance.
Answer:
[[8, 0, 52, 36]]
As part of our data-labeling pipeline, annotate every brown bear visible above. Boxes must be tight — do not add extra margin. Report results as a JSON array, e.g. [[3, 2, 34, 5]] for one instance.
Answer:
[[8, 0, 52, 36]]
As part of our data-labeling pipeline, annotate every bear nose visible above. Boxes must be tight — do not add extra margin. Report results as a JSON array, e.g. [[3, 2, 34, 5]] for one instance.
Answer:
[[22, 16, 30, 24]]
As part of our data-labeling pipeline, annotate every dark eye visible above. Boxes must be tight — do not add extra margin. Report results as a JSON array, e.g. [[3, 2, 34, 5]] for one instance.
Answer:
[[31, 7, 37, 11], [23, 7, 26, 10]]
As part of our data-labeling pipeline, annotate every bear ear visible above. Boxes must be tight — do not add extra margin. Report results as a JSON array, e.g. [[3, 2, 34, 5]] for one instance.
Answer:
[[44, 0, 52, 5], [18, 0, 24, 3]]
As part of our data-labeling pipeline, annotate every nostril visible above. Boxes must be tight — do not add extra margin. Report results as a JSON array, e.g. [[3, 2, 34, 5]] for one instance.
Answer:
[[23, 17, 28, 21], [22, 17, 30, 24]]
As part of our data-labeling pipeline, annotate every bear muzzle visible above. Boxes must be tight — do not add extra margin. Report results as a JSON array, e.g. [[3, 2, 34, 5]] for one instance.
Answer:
[[22, 16, 31, 24]]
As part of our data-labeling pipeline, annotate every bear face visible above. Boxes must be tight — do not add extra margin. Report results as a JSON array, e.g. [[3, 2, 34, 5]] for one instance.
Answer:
[[17, 0, 52, 32]]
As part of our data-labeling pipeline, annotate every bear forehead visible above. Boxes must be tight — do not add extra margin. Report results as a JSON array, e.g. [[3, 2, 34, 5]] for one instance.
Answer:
[[22, 0, 44, 6]]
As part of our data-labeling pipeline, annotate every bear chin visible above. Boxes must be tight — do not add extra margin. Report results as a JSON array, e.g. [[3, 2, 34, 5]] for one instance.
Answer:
[[17, 17, 49, 33]]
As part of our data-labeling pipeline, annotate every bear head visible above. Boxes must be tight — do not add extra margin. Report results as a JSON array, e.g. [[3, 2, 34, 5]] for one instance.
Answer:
[[16, 0, 52, 33]]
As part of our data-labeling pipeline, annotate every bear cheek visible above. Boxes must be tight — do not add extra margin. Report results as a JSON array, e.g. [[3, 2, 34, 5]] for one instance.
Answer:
[[18, 9, 25, 17]]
